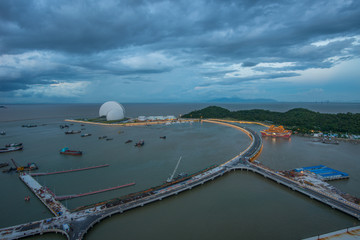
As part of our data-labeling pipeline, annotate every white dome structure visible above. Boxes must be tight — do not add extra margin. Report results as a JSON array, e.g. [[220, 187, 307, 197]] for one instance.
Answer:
[[99, 101, 125, 121]]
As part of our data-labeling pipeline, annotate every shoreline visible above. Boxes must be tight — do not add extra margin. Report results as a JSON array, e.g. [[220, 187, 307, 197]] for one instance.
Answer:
[[64, 118, 199, 126], [294, 133, 360, 144]]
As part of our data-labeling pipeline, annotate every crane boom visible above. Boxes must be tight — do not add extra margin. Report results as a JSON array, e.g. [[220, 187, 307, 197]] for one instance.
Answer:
[[11, 158, 18, 168], [167, 156, 182, 182]]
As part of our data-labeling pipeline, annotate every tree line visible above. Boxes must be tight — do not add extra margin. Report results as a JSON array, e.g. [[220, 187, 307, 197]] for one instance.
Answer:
[[182, 106, 360, 134]]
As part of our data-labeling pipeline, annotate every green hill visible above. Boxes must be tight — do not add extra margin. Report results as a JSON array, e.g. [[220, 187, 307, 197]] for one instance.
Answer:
[[182, 106, 360, 134]]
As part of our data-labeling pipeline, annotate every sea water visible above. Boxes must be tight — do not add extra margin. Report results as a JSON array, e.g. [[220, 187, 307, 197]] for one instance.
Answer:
[[0, 103, 359, 240]]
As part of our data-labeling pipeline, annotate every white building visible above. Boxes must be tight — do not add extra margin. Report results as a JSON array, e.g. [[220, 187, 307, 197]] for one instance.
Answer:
[[138, 116, 146, 121], [99, 101, 125, 121], [165, 115, 176, 120]]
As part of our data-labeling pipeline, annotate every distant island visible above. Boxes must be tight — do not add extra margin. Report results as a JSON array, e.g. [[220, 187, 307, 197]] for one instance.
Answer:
[[182, 106, 360, 135], [208, 97, 277, 103]]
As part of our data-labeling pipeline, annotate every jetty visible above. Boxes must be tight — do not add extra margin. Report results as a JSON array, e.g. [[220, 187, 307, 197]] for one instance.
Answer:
[[30, 164, 109, 177], [1, 119, 359, 240], [55, 183, 136, 201]]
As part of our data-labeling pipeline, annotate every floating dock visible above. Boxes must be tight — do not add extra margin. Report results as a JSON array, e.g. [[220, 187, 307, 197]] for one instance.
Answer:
[[55, 183, 136, 201], [295, 165, 349, 181], [30, 164, 110, 176]]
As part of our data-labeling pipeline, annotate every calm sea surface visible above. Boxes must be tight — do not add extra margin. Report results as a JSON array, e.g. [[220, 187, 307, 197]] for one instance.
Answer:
[[0, 103, 359, 240]]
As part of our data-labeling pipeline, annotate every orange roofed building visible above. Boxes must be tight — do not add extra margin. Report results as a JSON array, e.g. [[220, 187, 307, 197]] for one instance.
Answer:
[[260, 125, 292, 138]]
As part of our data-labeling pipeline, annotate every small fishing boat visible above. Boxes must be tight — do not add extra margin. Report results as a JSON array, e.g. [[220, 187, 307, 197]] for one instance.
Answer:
[[135, 140, 145, 147], [125, 140, 133, 144], [160, 136, 166, 139], [65, 130, 81, 134], [0, 131, 5, 135], [98, 136, 107, 139], [5, 143, 23, 147], [106, 138, 113, 141], [60, 147, 82, 156], [0, 146, 23, 153], [22, 124, 37, 128], [0, 162, 9, 168], [2, 167, 16, 173], [81, 133, 92, 137]]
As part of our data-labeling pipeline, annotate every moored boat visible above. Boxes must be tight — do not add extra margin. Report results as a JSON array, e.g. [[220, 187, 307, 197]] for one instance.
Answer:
[[65, 130, 81, 134], [81, 133, 92, 137], [0, 162, 9, 168], [135, 140, 144, 147], [125, 140, 133, 144], [60, 147, 82, 156], [22, 124, 37, 128], [0, 146, 23, 153], [5, 143, 23, 147]]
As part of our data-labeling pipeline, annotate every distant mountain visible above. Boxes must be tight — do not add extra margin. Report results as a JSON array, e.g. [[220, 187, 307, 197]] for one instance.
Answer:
[[208, 97, 277, 103]]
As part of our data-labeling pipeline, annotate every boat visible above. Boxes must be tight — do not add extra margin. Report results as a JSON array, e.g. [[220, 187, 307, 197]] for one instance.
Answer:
[[125, 140, 133, 144], [0, 163, 9, 168], [2, 167, 16, 173], [5, 143, 23, 147], [160, 136, 166, 139], [106, 138, 113, 141], [0, 131, 5, 135], [0, 146, 23, 153], [16, 163, 38, 172], [60, 147, 82, 156], [98, 136, 107, 139], [135, 140, 144, 147], [81, 133, 92, 137], [65, 130, 81, 134], [260, 125, 292, 138], [22, 124, 37, 128]]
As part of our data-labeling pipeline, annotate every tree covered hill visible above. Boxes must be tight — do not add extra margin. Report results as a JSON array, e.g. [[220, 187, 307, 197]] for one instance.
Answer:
[[182, 106, 360, 134]]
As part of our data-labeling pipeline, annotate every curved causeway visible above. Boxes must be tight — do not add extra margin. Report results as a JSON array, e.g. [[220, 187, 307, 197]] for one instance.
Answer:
[[0, 119, 262, 240]]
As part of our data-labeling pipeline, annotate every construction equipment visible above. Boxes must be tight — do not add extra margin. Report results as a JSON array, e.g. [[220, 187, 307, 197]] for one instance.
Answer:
[[167, 156, 182, 183]]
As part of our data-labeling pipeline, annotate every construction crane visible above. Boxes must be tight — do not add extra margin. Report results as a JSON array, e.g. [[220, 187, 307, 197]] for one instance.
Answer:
[[167, 156, 182, 183], [11, 158, 18, 168], [11, 158, 24, 172]]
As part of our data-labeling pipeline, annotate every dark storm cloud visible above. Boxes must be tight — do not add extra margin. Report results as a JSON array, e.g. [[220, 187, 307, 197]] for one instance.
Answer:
[[1, 0, 359, 55], [242, 62, 258, 67], [200, 72, 301, 87], [0, 0, 360, 95], [201, 69, 237, 78]]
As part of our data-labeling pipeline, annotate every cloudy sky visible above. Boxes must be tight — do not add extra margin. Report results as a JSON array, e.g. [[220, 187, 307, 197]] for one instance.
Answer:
[[0, 0, 360, 103]]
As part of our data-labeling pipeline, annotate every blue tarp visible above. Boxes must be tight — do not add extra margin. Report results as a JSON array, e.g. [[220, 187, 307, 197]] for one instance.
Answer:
[[297, 165, 348, 178]]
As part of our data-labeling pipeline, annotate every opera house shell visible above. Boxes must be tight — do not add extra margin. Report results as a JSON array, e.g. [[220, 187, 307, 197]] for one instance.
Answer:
[[99, 101, 125, 121]]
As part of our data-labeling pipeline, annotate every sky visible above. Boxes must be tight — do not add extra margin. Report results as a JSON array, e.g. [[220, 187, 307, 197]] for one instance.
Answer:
[[0, 0, 360, 103]]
